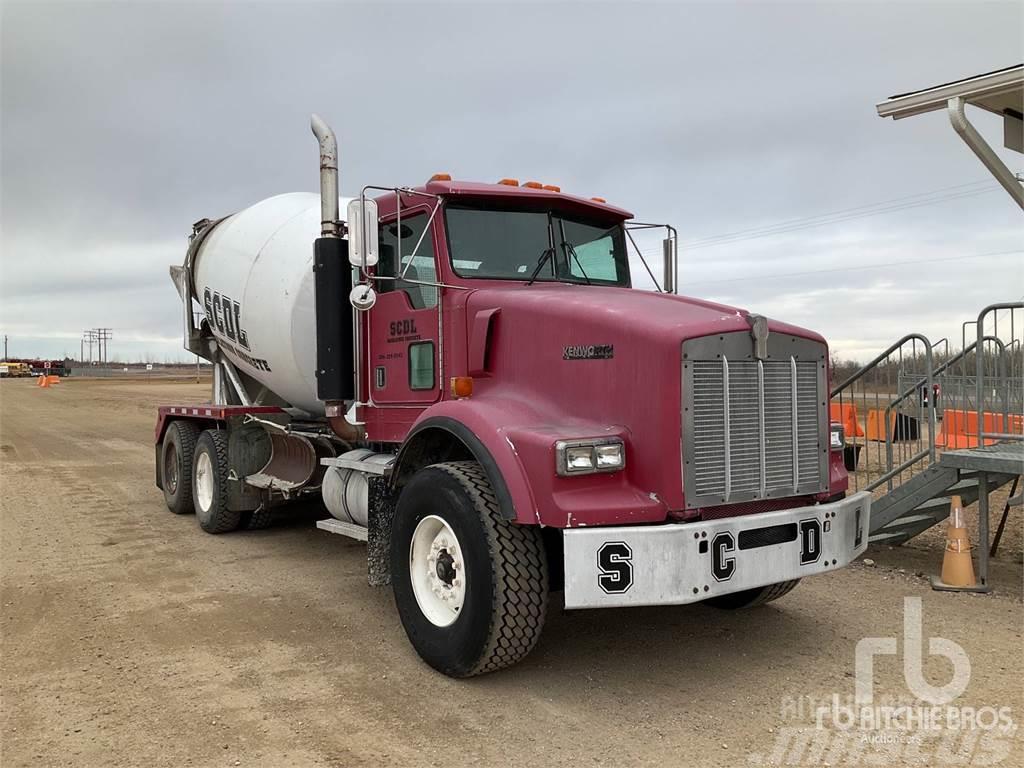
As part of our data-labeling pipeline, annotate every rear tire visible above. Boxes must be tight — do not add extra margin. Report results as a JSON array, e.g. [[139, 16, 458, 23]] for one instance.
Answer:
[[161, 421, 201, 515], [193, 429, 241, 534], [240, 507, 274, 530], [703, 579, 800, 610], [391, 461, 548, 677]]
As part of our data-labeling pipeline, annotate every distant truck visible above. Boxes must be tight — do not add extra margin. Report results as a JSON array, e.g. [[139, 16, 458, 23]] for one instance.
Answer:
[[154, 116, 868, 677], [27, 359, 67, 377]]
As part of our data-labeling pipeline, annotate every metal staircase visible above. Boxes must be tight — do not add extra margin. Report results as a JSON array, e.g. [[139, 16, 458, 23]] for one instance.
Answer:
[[868, 467, 1016, 545], [830, 302, 1023, 547]]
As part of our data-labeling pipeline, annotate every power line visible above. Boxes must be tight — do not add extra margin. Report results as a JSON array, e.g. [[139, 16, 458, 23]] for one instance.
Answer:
[[679, 188, 1000, 251], [630, 180, 1006, 263], [681, 248, 1022, 288], [681, 179, 997, 248]]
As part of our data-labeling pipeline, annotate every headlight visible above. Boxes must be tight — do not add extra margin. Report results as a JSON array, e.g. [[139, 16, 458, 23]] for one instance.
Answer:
[[555, 438, 625, 476], [830, 422, 845, 451]]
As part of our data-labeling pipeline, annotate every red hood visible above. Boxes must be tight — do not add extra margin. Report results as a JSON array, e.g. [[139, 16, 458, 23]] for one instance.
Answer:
[[452, 282, 829, 524], [464, 283, 825, 346]]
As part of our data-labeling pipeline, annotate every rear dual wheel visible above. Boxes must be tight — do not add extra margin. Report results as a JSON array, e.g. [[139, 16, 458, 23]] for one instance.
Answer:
[[161, 421, 201, 515], [161, 423, 266, 534], [192, 429, 241, 534]]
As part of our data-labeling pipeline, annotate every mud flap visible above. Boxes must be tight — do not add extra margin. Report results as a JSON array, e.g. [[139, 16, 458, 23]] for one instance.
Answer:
[[367, 476, 397, 586]]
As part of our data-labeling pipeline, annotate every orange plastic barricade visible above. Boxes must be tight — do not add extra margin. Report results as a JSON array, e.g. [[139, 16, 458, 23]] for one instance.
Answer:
[[936, 409, 1023, 449], [829, 403, 865, 438], [865, 409, 889, 441], [865, 408, 920, 442]]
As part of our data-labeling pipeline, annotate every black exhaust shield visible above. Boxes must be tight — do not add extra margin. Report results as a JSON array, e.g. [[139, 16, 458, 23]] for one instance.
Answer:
[[313, 237, 354, 402]]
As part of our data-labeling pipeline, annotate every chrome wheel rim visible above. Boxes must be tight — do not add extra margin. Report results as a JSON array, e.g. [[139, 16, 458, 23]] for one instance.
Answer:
[[409, 515, 465, 627], [195, 450, 214, 512]]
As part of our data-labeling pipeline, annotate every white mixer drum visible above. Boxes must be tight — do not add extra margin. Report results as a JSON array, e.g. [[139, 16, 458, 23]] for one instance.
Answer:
[[192, 192, 351, 415]]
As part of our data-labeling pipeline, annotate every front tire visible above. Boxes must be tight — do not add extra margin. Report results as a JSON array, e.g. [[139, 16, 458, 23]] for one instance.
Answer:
[[161, 421, 200, 515], [391, 461, 548, 677], [703, 579, 800, 609], [193, 429, 241, 534]]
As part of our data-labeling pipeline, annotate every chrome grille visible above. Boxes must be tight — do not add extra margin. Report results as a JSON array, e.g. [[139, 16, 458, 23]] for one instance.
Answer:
[[683, 334, 828, 509]]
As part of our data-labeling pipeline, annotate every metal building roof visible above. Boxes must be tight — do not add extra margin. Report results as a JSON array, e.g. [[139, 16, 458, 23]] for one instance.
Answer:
[[877, 64, 1023, 121]]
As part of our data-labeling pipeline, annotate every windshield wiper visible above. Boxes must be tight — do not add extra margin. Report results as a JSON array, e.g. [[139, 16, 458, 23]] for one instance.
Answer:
[[525, 246, 555, 285], [560, 241, 592, 285]]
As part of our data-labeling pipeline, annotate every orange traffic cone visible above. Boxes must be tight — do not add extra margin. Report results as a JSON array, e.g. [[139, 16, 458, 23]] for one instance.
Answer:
[[38, 376, 49, 388], [931, 495, 977, 590]]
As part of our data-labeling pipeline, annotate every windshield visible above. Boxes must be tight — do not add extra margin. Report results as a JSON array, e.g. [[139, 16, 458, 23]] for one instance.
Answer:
[[445, 204, 630, 286]]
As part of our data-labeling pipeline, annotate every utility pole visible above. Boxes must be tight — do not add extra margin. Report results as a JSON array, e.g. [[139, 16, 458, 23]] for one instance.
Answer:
[[3, 334, 7, 362], [95, 328, 112, 366], [83, 329, 96, 364]]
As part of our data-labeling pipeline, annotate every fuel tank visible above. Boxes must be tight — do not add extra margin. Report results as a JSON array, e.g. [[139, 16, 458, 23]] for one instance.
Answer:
[[191, 192, 351, 415]]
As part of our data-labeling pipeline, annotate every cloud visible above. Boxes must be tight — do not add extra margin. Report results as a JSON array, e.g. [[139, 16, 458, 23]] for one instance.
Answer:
[[2, 1, 1022, 363]]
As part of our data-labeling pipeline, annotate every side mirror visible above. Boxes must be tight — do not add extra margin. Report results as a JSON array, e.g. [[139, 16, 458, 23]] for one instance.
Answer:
[[662, 237, 676, 294], [347, 198, 379, 268]]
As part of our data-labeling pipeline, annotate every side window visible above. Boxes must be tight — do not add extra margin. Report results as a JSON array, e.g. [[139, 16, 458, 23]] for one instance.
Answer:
[[377, 213, 438, 309], [408, 341, 436, 390]]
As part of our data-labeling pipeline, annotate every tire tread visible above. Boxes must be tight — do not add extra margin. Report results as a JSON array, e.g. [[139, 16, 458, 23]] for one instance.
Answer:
[[705, 579, 799, 610], [163, 420, 201, 515], [431, 461, 548, 676], [194, 429, 240, 534]]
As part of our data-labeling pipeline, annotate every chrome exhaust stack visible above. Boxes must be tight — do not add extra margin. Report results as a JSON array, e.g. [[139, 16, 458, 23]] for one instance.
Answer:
[[310, 114, 340, 238]]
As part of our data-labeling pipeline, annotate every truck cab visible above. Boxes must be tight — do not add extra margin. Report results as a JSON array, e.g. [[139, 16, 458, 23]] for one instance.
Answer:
[[357, 178, 846, 527]]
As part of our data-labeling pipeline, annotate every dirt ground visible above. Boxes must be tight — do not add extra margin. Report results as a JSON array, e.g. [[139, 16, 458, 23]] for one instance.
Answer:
[[1, 378, 1022, 767]]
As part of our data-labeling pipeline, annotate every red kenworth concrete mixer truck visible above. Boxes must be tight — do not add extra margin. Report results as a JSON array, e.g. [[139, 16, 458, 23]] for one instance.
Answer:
[[155, 115, 868, 677]]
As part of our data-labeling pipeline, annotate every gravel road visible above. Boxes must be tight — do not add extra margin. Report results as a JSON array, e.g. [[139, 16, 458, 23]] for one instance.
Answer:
[[1, 378, 1020, 767]]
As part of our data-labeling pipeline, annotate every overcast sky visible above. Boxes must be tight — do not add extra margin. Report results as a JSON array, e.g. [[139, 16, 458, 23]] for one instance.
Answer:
[[2, 1, 1022, 364]]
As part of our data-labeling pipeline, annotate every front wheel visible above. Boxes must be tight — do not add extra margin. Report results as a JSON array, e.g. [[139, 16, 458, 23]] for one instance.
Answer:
[[703, 579, 800, 610], [390, 461, 549, 677]]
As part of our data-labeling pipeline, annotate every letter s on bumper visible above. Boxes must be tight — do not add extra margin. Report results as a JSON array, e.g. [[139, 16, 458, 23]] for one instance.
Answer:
[[562, 492, 870, 609]]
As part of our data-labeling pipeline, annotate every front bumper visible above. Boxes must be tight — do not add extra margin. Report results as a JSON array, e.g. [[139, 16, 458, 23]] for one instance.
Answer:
[[563, 491, 870, 608]]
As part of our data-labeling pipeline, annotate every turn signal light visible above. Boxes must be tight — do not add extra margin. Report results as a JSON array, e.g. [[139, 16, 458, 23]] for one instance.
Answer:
[[542, 184, 561, 192], [498, 178, 519, 186], [450, 376, 474, 398], [591, 196, 606, 203], [430, 173, 452, 182], [523, 181, 543, 189]]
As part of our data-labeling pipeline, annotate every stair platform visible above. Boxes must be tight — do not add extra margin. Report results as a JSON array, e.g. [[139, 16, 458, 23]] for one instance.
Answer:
[[939, 441, 1023, 475]]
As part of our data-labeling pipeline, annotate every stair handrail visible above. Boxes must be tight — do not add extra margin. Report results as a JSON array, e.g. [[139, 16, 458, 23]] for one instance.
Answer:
[[977, 302, 1024, 443], [888, 335, 1005, 411], [830, 333, 933, 397], [831, 333, 934, 493]]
